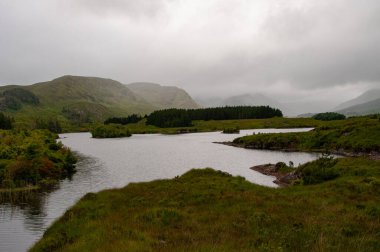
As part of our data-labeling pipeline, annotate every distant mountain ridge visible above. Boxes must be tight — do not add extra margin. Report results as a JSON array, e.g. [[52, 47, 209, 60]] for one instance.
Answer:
[[127, 82, 199, 109], [196, 93, 292, 115], [334, 89, 380, 116], [0, 75, 199, 127], [335, 89, 380, 111], [336, 98, 380, 116]]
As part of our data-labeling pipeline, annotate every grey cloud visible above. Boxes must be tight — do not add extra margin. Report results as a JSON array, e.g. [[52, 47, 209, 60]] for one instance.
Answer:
[[71, 0, 167, 18], [182, 1, 380, 91], [0, 0, 380, 111]]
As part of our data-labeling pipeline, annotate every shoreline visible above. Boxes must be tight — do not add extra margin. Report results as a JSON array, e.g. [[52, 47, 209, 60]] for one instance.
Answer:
[[215, 141, 380, 160], [0, 185, 39, 193], [250, 164, 298, 187]]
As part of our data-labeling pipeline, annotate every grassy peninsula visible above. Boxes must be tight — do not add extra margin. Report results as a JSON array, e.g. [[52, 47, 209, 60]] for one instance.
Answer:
[[31, 157, 380, 251], [232, 116, 380, 155], [90, 117, 322, 137]]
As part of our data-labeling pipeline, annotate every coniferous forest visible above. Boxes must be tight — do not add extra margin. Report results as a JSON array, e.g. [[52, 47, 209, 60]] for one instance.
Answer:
[[0, 112, 13, 129], [104, 114, 143, 125], [146, 106, 283, 127]]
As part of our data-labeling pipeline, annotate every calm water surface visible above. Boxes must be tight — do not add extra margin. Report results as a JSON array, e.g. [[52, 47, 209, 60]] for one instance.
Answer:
[[0, 128, 318, 252]]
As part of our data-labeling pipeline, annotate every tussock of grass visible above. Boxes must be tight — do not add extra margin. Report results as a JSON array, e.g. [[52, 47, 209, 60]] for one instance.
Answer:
[[31, 158, 380, 251]]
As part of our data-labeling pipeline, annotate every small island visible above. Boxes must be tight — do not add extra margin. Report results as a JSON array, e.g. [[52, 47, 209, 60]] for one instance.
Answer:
[[222, 127, 240, 134]]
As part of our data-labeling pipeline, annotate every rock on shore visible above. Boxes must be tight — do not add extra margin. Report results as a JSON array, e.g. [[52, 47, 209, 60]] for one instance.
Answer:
[[250, 164, 299, 187]]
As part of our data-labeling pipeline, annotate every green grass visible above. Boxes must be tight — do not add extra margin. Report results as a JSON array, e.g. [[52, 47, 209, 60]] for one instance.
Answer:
[[94, 117, 323, 136], [193, 117, 323, 131], [7, 105, 324, 134], [233, 116, 380, 153], [31, 157, 380, 251]]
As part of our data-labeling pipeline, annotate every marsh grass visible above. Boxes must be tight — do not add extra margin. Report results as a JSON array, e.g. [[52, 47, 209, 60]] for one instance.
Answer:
[[0, 185, 39, 204]]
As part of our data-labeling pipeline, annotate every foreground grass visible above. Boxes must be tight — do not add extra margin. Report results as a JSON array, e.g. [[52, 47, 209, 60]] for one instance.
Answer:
[[233, 116, 380, 154], [31, 157, 380, 252]]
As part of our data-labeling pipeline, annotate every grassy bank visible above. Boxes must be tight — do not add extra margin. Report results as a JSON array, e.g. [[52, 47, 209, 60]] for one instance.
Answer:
[[232, 116, 380, 154], [90, 117, 323, 137], [31, 157, 380, 251]]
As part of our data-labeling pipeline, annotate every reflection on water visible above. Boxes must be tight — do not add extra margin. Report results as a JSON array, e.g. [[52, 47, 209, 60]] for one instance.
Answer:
[[0, 128, 318, 252], [0, 155, 100, 252]]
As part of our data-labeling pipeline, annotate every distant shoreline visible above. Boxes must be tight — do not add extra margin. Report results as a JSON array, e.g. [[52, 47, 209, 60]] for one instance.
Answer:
[[215, 141, 380, 160]]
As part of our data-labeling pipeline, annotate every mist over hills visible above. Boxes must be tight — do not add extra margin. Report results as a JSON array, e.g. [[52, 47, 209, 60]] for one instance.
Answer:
[[296, 89, 380, 117], [0, 75, 199, 126], [335, 89, 380, 111], [196, 93, 293, 116], [336, 98, 380, 116], [127, 82, 199, 109], [333, 89, 380, 116]]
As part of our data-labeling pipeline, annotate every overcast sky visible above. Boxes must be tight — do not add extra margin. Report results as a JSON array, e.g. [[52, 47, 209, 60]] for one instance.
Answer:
[[0, 0, 379, 112]]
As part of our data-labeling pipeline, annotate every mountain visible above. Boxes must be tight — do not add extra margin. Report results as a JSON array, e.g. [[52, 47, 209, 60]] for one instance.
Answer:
[[335, 89, 380, 111], [196, 93, 292, 115], [336, 98, 380, 116], [297, 113, 316, 118], [0, 75, 199, 127], [194, 97, 225, 108], [224, 94, 281, 107], [127, 82, 199, 109]]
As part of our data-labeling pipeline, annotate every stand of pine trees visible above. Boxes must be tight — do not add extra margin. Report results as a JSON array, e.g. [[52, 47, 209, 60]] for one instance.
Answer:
[[0, 112, 13, 129], [146, 106, 283, 128], [104, 114, 143, 125]]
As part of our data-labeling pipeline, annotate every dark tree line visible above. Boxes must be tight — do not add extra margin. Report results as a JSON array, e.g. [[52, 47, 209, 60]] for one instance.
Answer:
[[147, 109, 192, 128], [146, 106, 283, 128], [35, 118, 62, 133], [313, 112, 346, 121], [104, 114, 143, 125], [0, 112, 13, 129]]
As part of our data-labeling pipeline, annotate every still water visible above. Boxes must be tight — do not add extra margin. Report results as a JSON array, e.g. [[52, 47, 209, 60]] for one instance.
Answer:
[[0, 128, 318, 252]]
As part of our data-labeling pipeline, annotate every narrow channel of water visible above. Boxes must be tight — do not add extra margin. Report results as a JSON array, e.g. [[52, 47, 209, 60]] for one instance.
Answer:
[[0, 128, 318, 252]]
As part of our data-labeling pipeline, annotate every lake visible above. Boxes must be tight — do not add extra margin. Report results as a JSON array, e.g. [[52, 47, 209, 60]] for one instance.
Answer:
[[0, 128, 318, 252]]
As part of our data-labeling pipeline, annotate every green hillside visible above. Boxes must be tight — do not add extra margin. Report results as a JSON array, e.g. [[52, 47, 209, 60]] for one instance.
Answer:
[[28, 75, 156, 115], [0, 76, 199, 130], [127, 82, 199, 109]]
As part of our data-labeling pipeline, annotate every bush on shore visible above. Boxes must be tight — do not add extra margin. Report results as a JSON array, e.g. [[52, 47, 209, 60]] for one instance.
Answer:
[[0, 129, 76, 189], [91, 124, 132, 138]]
